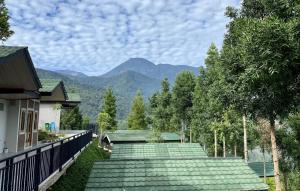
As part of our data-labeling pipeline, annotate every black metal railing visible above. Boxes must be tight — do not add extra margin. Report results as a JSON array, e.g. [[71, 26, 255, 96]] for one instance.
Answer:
[[0, 130, 92, 191]]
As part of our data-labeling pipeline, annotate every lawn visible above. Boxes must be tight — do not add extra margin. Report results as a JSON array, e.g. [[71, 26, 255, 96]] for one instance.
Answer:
[[49, 139, 110, 191]]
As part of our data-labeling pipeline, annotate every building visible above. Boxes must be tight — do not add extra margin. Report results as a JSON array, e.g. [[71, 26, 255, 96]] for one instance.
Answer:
[[39, 79, 68, 132], [110, 143, 207, 159], [106, 130, 181, 144], [86, 143, 269, 190], [0, 46, 42, 153]]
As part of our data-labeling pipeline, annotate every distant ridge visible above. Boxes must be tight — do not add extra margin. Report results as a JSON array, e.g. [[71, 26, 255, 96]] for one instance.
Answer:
[[56, 69, 87, 77], [38, 58, 199, 121], [101, 58, 198, 82]]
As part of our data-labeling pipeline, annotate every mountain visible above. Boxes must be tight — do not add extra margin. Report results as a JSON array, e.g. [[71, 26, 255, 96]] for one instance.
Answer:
[[38, 58, 199, 122], [101, 58, 198, 82], [55, 69, 87, 77]]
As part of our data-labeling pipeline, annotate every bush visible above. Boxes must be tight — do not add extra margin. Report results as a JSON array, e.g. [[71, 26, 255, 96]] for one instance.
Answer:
[[38, 130, 59, 142], [50, 139, 110, 191]]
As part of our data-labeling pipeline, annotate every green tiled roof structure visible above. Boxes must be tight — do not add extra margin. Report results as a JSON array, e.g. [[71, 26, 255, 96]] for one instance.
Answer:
[[67, 93, 81, 102], [0, 46, 25, 57], [107, 130, 181, 143], [39, 79, 62, 92], [86, 158, 268, 191], [111, 143, 207, 159], [248, 162, 274, 177]]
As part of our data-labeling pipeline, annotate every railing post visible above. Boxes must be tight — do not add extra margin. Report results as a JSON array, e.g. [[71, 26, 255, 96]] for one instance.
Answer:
[[49, 144, 54, 174], [34, 148, 41, 191], [4, 158, 13, 191], [59, 140, 64, 171]]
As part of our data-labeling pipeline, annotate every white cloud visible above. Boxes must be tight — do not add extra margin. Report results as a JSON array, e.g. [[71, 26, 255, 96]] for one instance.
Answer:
[[5, 0, 241, 76]]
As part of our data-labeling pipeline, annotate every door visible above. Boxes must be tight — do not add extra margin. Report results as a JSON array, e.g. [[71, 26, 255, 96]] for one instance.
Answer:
[[25, 110, 33, 147]]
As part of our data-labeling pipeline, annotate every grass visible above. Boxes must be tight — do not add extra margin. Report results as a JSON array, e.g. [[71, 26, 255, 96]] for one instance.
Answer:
[[49, 139, 110, 191]]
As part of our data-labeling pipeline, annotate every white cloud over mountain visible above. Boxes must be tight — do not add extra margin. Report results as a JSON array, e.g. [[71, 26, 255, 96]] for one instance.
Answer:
[[6, 0, 241, 75]]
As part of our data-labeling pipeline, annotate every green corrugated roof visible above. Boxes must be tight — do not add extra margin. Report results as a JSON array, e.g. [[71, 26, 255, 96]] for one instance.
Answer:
[[111, 143, 207, 159], [39, 79, 61, 92], [86, 158, 268, 191], [67, 93, 81, 102], [107, 130, 181, 142], [248, 162, 274, 177], [0, 46, 25, 57]]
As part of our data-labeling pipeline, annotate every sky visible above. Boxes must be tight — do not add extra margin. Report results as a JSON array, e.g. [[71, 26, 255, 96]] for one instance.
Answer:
[[5, 0, 241, 76]]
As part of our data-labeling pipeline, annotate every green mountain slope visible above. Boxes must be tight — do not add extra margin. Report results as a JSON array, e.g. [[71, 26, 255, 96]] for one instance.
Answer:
[[37, 69, 160, 121]]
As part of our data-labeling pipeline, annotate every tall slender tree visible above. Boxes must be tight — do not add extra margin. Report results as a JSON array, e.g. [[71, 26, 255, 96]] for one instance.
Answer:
[[172, 71, 195, 142], [0, 0, 13, 41], [128, 91, 147, 130], [101, 88, 117, 130], [151, 78, 173, 132]]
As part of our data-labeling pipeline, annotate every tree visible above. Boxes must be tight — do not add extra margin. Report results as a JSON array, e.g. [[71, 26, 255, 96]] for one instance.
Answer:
[[172, 71, 195, 142], [60, 106, 83, 130], [97, 112, 111, 135], [150, 78, 173, 132], [101, 88, 117, 130], [0, 0, 13, 41], [221, 2, 300, 189], [191, 67, 212, 151], [82, 115, 90, 129], [128, 91, 147, 130]]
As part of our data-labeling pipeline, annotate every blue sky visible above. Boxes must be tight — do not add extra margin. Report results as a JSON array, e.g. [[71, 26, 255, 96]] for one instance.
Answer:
[[5, 0, 240, 76]]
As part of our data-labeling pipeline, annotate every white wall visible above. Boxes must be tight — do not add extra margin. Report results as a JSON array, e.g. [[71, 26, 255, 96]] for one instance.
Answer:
[[39, 103, 61, 132], [0, 99, 7, 153], [6, 100, 20, 152]]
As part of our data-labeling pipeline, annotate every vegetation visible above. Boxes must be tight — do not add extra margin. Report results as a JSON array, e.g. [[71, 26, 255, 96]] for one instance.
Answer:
[[97, 112, 111, 135], [82, 115, 90, 129], [60, 106, 83, 130], [172, 71, 196, 142], [0, 0, 14, 41], [38, 130, 60, 142], [149, 78, 173, 131], [50, 140, 110, 191], [100, 88, 117, 130], [128, 91, 147, 130]]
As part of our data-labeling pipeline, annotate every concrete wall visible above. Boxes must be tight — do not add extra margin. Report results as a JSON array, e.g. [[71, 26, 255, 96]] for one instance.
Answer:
[[39, 103, 61, 132], [6, 100, 20, 152], [0, 99, 7, 153]]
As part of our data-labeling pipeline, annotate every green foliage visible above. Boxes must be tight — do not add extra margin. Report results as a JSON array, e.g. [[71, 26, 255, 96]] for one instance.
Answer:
[[60, 106, 83, 130], [150, 78, 173, 132], [0, 0, 13, 41], [265, 177, 276, 191], [101, 88, 117, 130], [97, 112, 111, 134], [38, 130, 59, 142], [82, 115, 90, 129], [128, 91, 147, 130], [50, 140, 109, 191], [172, 71, 196, 125]]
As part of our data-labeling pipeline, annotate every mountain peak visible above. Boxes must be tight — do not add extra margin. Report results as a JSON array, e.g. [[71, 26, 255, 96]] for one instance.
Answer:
[[101, 58, 198, 82], [123, 58, 155, 66]]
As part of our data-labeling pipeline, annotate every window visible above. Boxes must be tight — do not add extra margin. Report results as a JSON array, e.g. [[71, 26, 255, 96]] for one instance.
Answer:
[[34, 112, 38, 130], [19, 110, 26, 132], [25, 111, 33, 147]]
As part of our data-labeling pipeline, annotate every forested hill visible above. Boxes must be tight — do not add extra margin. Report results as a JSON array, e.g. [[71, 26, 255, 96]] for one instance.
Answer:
[[102, 58, 198, 82], [37, 58, 199, 121]]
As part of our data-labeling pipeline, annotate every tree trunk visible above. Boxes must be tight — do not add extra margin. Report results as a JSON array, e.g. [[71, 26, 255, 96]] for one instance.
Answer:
[[283, 172, 288, 191], [181, 120, 184, 143], [223, 136, 226, 158], [270, 117, 281, 191], [234, 143, 237, 157], [190, 126, 192, 143], [214, 130, 217, 158], [243, 113, 248, 162], [263, 148, 266, 183]]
